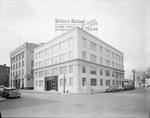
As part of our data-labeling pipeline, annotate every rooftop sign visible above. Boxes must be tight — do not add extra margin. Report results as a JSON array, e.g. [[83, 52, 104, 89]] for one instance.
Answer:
[[55, 19, 98, 32]]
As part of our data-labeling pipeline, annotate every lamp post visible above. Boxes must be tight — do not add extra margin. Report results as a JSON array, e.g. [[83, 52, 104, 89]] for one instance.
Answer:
[[63, 74, 65, 93], [132, 69, 136, 87]]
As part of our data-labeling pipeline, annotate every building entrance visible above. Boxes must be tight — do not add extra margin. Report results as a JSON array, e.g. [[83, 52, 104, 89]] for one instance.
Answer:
[[45, 76, 58, 91]]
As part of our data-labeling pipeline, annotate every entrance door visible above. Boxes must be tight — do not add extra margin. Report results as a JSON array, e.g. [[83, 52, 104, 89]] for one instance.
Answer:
[[51, 80, 56, 90], [45, 76, 58, 91]]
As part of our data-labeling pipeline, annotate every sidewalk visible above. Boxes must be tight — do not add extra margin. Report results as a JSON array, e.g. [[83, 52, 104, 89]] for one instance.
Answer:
[[0, 96, 7, 102]]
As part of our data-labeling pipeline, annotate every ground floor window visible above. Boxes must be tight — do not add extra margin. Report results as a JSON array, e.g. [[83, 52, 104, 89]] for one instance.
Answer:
[[82, 78, 86, 86], [100, 79, 103, 86], [106, 80, 110, 86], [69, 78, 73, 86], [36, 81, 38, 87], [112, 80, 115, 86], [39, 80, 43, 87], [60, 78, 67, 86], [91, 78, 97, 86]]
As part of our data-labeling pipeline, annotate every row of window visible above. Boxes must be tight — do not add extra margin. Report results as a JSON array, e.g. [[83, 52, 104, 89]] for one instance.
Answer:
[[36, 37, 73, 59], [35, 78, 122, 87], [82, 51, 124, 70], [82, 37, 123, 62], [11, 69, 34, 78], [36, 51, 73, 69], [35, 65, 124, 79], [11, 51, 25, 63], [82, 78, 122, 86]]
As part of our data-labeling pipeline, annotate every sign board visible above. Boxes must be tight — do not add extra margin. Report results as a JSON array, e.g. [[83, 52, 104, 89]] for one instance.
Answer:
[[55, 19, 98, 33]]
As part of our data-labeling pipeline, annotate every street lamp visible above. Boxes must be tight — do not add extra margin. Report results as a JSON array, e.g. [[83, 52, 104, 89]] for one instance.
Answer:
[[132, 69, 136, 87], [63, 74, 65, 93]]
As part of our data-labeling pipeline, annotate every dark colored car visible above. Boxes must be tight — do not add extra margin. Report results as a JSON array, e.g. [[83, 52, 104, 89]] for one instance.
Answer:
[[116, 86, 125, 91], [106, 86, 118, 92], [2, 88, 21, 98]]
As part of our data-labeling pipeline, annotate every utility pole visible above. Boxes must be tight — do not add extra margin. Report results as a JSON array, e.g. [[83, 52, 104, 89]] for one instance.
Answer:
[[132, 69, 136, 87]]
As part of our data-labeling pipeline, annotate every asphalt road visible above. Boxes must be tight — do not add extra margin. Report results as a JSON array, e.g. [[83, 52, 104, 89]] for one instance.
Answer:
[[0, 87, 150, 118]]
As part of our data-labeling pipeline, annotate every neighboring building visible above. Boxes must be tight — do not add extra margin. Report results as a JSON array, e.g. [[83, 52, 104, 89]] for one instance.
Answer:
[[122, 79, 133, 87], [134, 71, 145, 87], [34, 27, 124, 93], [9, 42, 38, 89], [0, 64, 10, 86]]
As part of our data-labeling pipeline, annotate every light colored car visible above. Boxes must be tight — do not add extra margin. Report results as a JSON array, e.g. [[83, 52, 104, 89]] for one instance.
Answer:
[[2, 87, 21, 98], [0, 85, 4, 96]]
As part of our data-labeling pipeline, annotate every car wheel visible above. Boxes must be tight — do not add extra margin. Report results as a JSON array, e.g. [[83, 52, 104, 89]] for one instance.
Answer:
[[7, 93, 10, 98], [18, 96, 20, 98]]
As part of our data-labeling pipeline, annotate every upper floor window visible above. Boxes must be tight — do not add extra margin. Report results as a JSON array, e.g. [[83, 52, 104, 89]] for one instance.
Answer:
[[105, 49, 110, 57], [69, 51, 74, 60], [82, 37, 86, 47], [69, 37, 73, 47], [52, 68, 58, 76], [45, 47, 50, 56], [60, 53, 67, 63], [45, 58, 50, 66], [22, 51, 25, 58], [99, 46, 103, 54], [105, 70, 110, 76], [39, 50, 44, 58], [90, 41, 96, 51], [52, 56, 58, 64], [90, 54, 96, 63], [82, 51, 86, 60], [51, 44, 58, 53], [69, 65, 73, 73], [60, 40, 68, 50], [60, 66, 67, 74], [90, 66, 96, 74], [82, 66, 86, 73]]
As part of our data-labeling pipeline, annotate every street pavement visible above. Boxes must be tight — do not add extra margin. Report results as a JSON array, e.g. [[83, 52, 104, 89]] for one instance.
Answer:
[[0, 87, 150, 118]]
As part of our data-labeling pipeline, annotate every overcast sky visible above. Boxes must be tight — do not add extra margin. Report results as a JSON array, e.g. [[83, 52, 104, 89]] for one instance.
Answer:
[[0, 0, 150, 78]]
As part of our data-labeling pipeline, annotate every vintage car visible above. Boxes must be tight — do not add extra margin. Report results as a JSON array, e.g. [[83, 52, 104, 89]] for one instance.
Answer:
[[1, 87, 21, 98], [106, 86, 118, 92]]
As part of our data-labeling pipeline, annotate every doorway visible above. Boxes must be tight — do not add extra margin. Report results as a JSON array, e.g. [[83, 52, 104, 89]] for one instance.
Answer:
[[45, 76, 58, 91]]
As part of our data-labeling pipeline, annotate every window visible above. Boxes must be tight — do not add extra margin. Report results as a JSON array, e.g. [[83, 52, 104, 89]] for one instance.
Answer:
[[82, 37, 86, 47], [90, 41, 96, 51], [69, 65, 73, 73], [112, 62, 114, 68], [112, 80, 115, 86], [51, 44, 58, 53], [39, 80, 43, 87], [60, 53, 67, 62], [22, 51, 24, 58], [22, 61, 24, 67], [82, 51, 86, 60], [31, 60, 34, 66], [39, 50, 44, 58], [39, 61, 44, 68], [52, 68, 58, 75], [112, 52, 114, 59], [60, 66, 67, 74], [45, 47, 50, 55], [116, 63, 118, 69], [90, 54, 96, 63], [52, 56, 58, 64], [105, 49, 110, 57], [45, 69, 50, 76], [69, 78, 73, 86], [69, 51, 74, 60], [90, 66, 96, 74], [36, 53, 39, 59], [106, 80, 110, 86], [99, 46, 103, 54], [36, 81, 38, 86], [39, 71, 44, 77], [31, 69, 33, 74], [36, 62, 38, 68], [60, 78, 64, 86], [100, 69, 103, 75], [116, 80, 118, 86], [105, 70, 110, 76], [91, 78, 97, 86], [100, 79, 103, 86], [100, 57, 103, 65], [82, 78, 86, 86], [35, 72, 38, 78], [82, 66, 86, 73], [112, 71, 115, 77], [45, 58, 50, 66], [105, 59, 110, 67], [60, 40, 68, 50], [69, 37, 73, 46]]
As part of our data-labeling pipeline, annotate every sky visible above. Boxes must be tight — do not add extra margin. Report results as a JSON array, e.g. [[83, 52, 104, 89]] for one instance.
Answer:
[[0, 0, 150, 78]]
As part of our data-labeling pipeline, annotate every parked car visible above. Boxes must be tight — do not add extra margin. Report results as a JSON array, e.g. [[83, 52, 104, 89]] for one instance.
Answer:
[[0, 85, 4, 96], [116, 86, 124, 91], [106, 86, 118, 92], [1, 87, 21, 98]]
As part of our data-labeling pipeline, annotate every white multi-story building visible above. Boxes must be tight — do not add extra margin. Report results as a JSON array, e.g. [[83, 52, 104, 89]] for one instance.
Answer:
[[34, 27, 124, 93], [10, 42, 38, 89]]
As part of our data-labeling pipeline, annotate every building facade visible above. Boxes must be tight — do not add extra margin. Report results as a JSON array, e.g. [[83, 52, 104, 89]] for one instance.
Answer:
[[0, 64, 10, 86], [10, 42, 38, 89], [34, 27, 124, 93]]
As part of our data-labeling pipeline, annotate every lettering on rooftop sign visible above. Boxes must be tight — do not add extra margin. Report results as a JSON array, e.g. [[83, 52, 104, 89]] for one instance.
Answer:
[[55, 19, 98, 32]]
